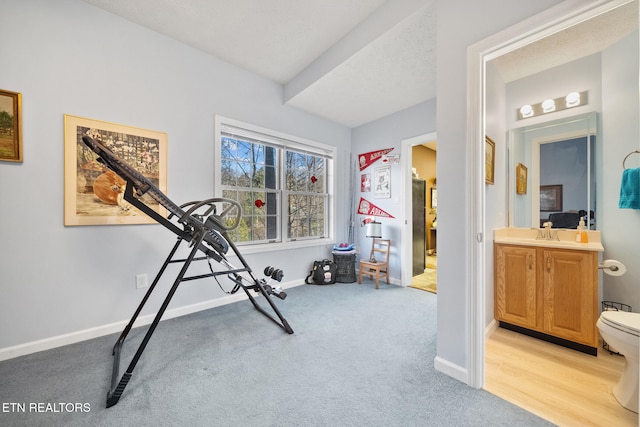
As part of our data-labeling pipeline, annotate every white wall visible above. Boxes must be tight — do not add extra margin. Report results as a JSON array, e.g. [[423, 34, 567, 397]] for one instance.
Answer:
[[436, 0, 563, 376], [601, 30, 640, 310], [351, 100, 437, 281], [0, 0, 352, 355]]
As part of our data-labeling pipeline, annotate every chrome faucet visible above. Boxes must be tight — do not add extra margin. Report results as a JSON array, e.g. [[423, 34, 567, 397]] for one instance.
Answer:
[[536, 221, 559, 241]]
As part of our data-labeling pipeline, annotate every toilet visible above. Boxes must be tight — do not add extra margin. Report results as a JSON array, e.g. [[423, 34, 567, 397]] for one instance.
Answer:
[[596, 310, 640, 413]]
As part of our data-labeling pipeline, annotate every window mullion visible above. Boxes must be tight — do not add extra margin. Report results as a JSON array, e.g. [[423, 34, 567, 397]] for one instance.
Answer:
[[216, 115, 333, 247], [280, 148, 289, 241]]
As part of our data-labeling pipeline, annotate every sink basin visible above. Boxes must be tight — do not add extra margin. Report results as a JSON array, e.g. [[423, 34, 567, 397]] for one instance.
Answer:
[[494, 227, 604, 251]]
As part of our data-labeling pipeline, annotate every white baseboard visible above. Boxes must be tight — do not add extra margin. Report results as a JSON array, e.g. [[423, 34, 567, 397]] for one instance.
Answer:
[[485, 318, 498, 338], [434, 355, 468, 384], [431, 322, 497, 386], [0, 280, 302, 362]]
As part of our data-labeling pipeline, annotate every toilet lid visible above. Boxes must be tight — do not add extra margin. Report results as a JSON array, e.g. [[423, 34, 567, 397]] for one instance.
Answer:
[[601, 310, 640, 336]]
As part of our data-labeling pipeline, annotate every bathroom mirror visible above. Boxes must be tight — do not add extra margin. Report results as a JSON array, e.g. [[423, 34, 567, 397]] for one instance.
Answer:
[[508, 112, 597, 230], [496, 1, 638, 232]]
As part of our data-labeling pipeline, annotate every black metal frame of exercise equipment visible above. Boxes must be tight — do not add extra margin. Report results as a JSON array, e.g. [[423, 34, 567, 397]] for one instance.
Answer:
[[81, 136, 293, 408]]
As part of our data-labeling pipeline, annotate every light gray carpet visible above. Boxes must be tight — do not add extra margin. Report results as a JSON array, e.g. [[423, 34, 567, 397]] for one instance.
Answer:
[[0, 283, 552, 427]]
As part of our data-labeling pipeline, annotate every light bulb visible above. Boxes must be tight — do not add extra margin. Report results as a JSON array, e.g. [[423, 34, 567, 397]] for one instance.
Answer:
[[565, 91, 580, 107], [520, 104, 533, 118], [541, 99, 555, 113]]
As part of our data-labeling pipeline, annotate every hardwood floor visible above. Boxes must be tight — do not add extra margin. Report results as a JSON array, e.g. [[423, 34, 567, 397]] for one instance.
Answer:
[[485, 326, 638, 427]]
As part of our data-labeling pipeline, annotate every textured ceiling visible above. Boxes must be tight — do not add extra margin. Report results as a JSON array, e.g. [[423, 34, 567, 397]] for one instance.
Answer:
[[81, 0, 636, 128], [286, 4, 436, 127], [493, 1, 638, 83]]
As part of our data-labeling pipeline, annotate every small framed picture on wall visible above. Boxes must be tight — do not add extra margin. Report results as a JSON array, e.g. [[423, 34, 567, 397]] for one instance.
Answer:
[[374, 166, 390, 199], [0, 89, 22, 162], [516, 163, 528, 195], [485, 136, 495, 185], [361, 173, 371, 192]]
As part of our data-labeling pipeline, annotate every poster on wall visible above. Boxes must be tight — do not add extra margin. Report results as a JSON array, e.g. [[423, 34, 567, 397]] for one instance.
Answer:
[[64, 114, 168, 226], [361, 173, 371, 192], [358, 147, 394, 171], [374, 165, 390, 199], [357, 197, 395, 218]]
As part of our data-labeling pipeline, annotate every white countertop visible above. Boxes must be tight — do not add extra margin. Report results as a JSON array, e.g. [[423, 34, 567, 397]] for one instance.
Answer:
[[494, 227, 604, 252]]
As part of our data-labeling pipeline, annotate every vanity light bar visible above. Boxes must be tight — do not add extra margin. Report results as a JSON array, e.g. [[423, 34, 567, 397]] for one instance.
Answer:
[[517, 90, 588, 120]]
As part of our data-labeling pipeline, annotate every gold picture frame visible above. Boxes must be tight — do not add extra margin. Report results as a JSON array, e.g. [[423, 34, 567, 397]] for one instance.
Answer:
[[485, 136, 495, 184], [0, 89, 23, 162], [64, 115, 168, 226], [516, 163, 528, 195]]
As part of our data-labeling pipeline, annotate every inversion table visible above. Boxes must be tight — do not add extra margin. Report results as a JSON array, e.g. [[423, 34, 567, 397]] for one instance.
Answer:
[[81, 135, 293, 408]]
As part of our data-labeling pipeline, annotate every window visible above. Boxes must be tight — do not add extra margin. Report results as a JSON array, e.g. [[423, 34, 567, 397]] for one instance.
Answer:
[[215, 117, 334, 248]]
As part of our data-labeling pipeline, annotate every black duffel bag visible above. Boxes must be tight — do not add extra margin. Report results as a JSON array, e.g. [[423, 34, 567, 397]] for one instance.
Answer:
[[305, 259, 337, 285]]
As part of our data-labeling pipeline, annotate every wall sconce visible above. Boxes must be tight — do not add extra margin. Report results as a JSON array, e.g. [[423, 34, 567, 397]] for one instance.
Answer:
[[365, 221, 382, 263], [516, 90, 588, 120]]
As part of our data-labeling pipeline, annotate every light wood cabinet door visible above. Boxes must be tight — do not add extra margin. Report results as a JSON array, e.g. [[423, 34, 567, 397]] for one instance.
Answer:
[[542, 248, 598, 347], [494, 244, 538, 329]]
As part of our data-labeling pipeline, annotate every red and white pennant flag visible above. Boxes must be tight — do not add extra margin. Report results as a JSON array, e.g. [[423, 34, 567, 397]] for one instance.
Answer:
[[357, 197, 394, 218], [358, 148, 394, 171]]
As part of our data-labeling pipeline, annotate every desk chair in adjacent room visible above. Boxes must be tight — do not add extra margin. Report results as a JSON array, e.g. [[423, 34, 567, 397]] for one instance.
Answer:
[[548, 212, 581, 229], [358, 239, 390, 289]]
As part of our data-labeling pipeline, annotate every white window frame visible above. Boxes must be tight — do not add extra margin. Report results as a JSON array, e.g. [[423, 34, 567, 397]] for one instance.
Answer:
[[214, 115, 336, 254]]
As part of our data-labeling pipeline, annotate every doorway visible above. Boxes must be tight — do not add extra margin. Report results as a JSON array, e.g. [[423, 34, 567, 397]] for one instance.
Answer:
[[467, 0, 637, 391], [401, 132, 436, 288], [410, 143, 437, 292]]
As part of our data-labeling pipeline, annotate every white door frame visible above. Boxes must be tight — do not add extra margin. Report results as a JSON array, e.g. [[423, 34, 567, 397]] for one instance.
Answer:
[[466, 0, 632, 388], [401, 132, 437, 286]]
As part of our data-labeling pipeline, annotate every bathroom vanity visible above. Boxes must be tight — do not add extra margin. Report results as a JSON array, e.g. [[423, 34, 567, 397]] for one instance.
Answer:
[[493, 228, 603, 355]]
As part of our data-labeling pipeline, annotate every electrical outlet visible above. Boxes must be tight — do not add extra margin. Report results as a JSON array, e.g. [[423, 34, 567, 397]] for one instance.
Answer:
[[136, 273, 148, 289]]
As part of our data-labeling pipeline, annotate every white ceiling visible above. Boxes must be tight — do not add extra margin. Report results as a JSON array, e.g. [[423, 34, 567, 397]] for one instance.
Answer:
[[81, 0, 636, 129], [81, 0, 436, 128]]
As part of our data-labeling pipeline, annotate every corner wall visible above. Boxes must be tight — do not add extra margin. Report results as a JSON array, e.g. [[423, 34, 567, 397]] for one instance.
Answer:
[[351, 100, 436, 284], [435, 0, 564, 378]]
